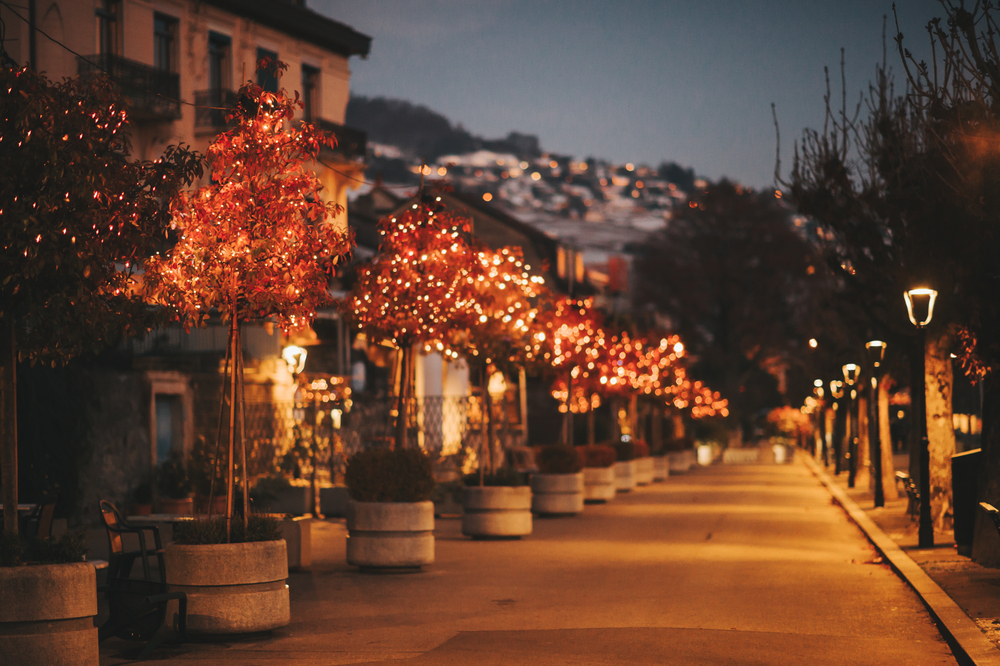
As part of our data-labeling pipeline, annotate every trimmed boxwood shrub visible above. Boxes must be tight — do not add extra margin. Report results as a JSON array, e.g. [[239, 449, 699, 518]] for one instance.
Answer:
[[536, 445, 583, 474], [345, 447, 435, 502], [613, 440, 637, 461], [463, 467, 528, 486], [633, 440, 650, 457], [173, 513, 282, 545], [0, 531, 89, 567], [579, 445, 616, 468]]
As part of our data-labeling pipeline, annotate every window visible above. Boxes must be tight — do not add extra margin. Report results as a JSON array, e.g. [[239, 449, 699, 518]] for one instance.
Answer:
[[301, 64, 319, 121], [154, 13, 178, 72], [256, 47, 278, 93], [155, 394, 182, 464], [95, 0, 120, 56], [208, 32, 231, 91]]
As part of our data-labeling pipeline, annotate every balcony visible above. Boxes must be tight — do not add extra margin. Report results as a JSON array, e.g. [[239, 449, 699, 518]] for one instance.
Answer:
[[77, 54, 180, 121], [318, 119, 367, 163], [194, 89, 238, 130]]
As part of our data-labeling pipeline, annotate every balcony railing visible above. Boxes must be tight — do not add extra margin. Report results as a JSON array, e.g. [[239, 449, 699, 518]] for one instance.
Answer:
[[77, 54, 180, 121], [318, 119, 367, 163], [194, 89, 238, 130]]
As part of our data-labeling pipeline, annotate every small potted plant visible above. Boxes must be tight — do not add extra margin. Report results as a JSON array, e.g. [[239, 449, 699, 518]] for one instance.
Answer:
[[343, 447, 436, 569], [633, 439, 654, 485], [531, 445, 584, 516], [157, 450, 193, 515], [166, 512, 288, 634], [613, 438, 638, 492], [462, 467, 532, 538], [130, 478, 153, 516], [580, 444, 616, 502]]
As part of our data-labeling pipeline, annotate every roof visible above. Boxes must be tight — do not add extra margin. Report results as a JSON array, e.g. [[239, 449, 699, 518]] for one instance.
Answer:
[[204, 0, 371, 58]]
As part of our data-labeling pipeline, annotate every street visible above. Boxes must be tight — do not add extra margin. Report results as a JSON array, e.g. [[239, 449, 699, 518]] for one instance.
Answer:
[[104, 459, 958, 665]]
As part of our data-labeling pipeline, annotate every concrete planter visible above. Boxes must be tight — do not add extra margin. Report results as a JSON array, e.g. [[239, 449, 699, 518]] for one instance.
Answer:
[[635, 457, 655, 485], [462, 486, 532, 538], [583, 467, 616, 502], [282, 516, 312, 571], [0, 562, 98, 666], [165, 540, 289, 635], [652, 456, 669, 481], [531, 472, 584, 516], [667, 450, 694, 473], [346, 501, 435, 568], [614, 460, 638, 492]]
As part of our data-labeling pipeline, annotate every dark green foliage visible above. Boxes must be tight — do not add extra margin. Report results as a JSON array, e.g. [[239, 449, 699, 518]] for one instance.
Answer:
[[1, 531, 88, 567], [613, 441, 636, 462], [664, 437, 694, 453], [156, 449, 190, 499], [187, 435, 225, 498], [579, 445, 616, 468], [344, 447, 435, 502], [172, 513, 281, 545], [250, 475, 292, 505], [463, 467, 528, 487], [536, 445, 582, 474], [132, 480, 152, 505]]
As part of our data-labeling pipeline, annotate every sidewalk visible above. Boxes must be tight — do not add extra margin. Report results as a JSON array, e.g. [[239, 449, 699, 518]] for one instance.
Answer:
[[802, 453, 1000, 665]]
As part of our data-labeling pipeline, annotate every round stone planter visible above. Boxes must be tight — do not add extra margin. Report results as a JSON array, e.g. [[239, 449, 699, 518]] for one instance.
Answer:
[[635, 457, 655, 486], [652, 456, 669, 482], [462, 486, 532, 538], [165, 540, 289, 635], [531, 472, 584, 516], [346, 501, 435, 568], [614, 460, 638, 492], [0, 562, 98, 666], [583, 466, 616, 502]]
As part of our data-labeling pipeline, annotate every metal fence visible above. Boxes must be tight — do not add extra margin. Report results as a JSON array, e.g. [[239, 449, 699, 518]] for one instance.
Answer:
[[235, 395, 523, 481]]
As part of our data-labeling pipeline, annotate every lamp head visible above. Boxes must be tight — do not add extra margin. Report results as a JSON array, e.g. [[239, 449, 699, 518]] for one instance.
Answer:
[[842, 363, 859, 385], [865, 340, 887, 367], [829, 380, 844, 399], [282, 345, 308, 376], [904, 288, 937, 328]]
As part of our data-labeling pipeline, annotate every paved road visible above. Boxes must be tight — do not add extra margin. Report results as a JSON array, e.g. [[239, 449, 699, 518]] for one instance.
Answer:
[[103, 460, 958, 665]]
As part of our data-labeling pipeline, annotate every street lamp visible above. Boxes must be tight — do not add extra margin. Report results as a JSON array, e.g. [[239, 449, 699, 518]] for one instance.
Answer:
[[843, 364, 860, 488], [905, 288, 937, 548], [866, 341, 887, 507], [830, 380, 845, 474], [813, 379, 827, 464]]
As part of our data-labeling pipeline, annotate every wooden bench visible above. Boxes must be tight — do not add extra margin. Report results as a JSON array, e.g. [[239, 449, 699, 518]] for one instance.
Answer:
[[896, 471, 919, 521]]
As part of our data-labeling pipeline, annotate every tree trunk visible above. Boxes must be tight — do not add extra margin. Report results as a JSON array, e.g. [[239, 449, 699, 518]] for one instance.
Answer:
[[587, 409, 595, 446], [878, 377, 899, 501], [1, 316, 17, 535], [672, 411, 685, 442], [236, 323, 249, 534], [610, 396, 621, 442], [395, 344, 411, 450], [485, 377, 498, 473], [833, 398, 846, 474], [824, 406, 834, 466], [628, 394, 638, 438], [972, 372, 1000, 567], [856, 395, 871, 489], [650, 406, 661, 451], [926, 325, 957, 532]]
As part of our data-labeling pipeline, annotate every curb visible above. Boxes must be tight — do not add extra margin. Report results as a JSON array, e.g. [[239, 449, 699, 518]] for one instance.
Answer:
[[802, 454, 998, 666]]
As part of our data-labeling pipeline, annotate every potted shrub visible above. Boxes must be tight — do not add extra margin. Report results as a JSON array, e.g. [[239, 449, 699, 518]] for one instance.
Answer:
[[157, 450, 193, 515], [580, 445, 616, 502], [344, 447, 436, 569], [633, 439, 654, 486], [462, 467, 532, 538], [531, 445, 584, 516], [131, 479, 153, 516], [0, 532, 98, 665], [613, 439, 638, 492], [166, 514, 288, 634]]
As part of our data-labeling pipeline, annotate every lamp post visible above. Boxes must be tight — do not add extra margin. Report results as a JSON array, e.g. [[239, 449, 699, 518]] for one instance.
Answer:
[[905, 288, 937, 548], [813, 379, 826, 464], [866, 341, 887, 507], [829, 380, 845, 474], [842, 363, 860, 488]]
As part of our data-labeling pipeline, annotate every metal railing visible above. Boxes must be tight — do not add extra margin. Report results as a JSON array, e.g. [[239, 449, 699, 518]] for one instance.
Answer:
[[194, 89, 238, 129], [78, 54, 180, 120]]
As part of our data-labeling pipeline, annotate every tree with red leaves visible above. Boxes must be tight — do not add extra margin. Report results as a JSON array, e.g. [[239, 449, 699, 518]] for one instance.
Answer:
[[144, 60, 351, 538]]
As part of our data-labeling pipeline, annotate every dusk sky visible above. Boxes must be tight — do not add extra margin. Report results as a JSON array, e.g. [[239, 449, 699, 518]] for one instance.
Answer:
[[316, 0, 942, 190]]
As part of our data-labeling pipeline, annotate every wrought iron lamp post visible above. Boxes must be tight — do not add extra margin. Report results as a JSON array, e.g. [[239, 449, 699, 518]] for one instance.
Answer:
[[842, 363, 860, 488], [813, 379, 826, 464], [865, 341, 887, 507], [829, 380, 845, 474], [904, 288, 937, 548]]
